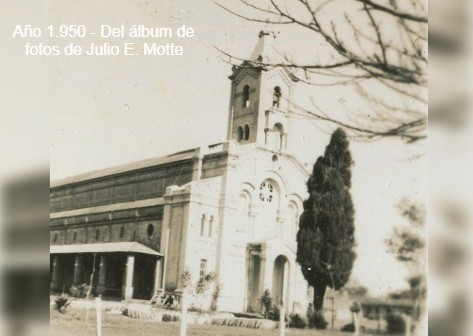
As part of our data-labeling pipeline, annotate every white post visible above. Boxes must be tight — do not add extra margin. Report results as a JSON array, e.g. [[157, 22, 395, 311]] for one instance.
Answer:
[[124, 255, 135, 300], [353, 312, 360, 336], [95, 296, 102, 336], [404, 314, 412, 336], [279, 305, 286, 336], [162, 227, 170, 291], [154, 258, 163, 296], [180, 293, 187, 336], [50, 255, 60, 290]]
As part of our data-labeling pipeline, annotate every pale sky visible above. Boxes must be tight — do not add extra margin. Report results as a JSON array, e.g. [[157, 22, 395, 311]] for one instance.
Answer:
[[47, 0, 427, 297]]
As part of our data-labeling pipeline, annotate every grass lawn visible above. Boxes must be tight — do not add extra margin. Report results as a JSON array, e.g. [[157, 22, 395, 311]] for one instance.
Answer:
[[51, 307, 357, 336]]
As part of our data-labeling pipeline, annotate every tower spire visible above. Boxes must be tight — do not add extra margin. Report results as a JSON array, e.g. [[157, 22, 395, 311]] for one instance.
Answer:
[[249, 30, 281, 64], [227, 30, 294, 153]]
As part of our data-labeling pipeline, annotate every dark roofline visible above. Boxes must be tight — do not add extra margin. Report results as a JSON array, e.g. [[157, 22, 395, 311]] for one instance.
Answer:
[[50, 141, 233, 189]]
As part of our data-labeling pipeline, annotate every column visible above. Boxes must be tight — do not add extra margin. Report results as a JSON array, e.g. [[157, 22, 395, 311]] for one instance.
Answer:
[[153, 257, 163, 296], [124, 254, 135, 301], [96, 254, 107, 295], [73, 255, 82, 285], [258, 256, 267, 298], [50, 255, 60, 290]]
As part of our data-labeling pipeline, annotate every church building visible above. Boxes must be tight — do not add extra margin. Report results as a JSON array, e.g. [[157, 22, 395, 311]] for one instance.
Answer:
[[50, 30, 313, 314]]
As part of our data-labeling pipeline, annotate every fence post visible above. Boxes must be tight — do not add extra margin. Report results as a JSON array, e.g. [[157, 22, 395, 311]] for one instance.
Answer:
[[180, 293, 187, 336], [350, 301, 360, 336], [279, 304, 286, 336], [95, 296, 102, 336], [404, 314, 412, 336], [353, 312, 360, 336]]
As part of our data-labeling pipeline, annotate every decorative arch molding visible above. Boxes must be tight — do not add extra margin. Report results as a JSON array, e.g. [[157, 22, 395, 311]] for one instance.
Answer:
[[261, 170, 289, 199], [237, 188, 253, 233], [265, 67, 293, 88], [287, 194, 304, 211], [239, 182, 256, 199], [272, 253, 293, 271], [233, 67, 259, 85]]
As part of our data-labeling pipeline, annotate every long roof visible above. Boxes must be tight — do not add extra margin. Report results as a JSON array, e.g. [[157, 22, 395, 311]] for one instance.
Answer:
[[361, 298, 414, 307], [50, 148, 198, 189], [50, 242, 162, 256]]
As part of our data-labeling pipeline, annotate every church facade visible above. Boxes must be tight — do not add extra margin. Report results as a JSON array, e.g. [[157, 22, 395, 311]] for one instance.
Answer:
[[50, 31, 313, 314]]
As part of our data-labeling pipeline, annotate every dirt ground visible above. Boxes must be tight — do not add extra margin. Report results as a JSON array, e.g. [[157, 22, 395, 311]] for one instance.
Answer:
[[50, 307, 356, 336]]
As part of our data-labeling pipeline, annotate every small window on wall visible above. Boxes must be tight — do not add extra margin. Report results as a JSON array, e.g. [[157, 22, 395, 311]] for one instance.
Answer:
[[53, 233, 58, 243], [73, 231, 77, 242], [244, 125, 250, 140], [239, 193, 251, 232], [242, 85, 250, 108], [237, 126, 243, 142], [208, 215, 214, 237], [289, 203, 299, 236], [95, 229, 100, 240], [147, 224, 154, 237], [200, 214, 206, 237], [273, 86, 281, 108], [120, 227, 125, 238], [199, 259, 207, 280]]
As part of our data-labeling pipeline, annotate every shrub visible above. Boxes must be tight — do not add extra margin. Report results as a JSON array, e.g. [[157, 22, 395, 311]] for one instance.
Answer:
[[210, 284, 219, 311], [180, 270, 192, 290], [260, 289, 272, 318], [54, 296, 70, 313], [162, 313, 180, 322], [289, 314, 307, 329], [69, 283, 89, 298], [385, 313, 406, 333], [268, 304, 280, 321], [307, 310, 328, 329], [188, 305, 202, 313], [195, 272, 215, 294], [163, 305, 178, 311], [341, 323, 355, 332]]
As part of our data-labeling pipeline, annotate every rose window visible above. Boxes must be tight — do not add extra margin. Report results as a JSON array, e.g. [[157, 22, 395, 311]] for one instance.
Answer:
[[259, 181, 274, 203]]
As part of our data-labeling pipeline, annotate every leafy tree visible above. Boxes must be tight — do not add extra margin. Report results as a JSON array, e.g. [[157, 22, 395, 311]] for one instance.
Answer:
[[386, 199, 425, 268], [385, 199, 426, 318], [342, 280, 368, 298], [296, 128, 356, 313], [215, 0, 427, 143]]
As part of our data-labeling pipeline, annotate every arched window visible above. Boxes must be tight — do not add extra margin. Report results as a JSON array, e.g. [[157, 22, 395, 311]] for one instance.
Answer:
[[288, 203, 299, 238], [239, 193, 251, 232], [244, 125, 250, 140], [200, 214, 206, 237], [242, 85, 250, 108], [147, 224, 154, 237], [272, 123, 284, 152], [120, 226, 125, 238], [237, 126, 243, 142], [273, 86, 281, 108], [95, 229, 100, 240], [209, 215, 214, 237]]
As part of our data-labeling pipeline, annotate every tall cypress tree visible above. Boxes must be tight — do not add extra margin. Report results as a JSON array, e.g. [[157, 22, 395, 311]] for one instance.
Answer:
[[296, 128, 356, 313]]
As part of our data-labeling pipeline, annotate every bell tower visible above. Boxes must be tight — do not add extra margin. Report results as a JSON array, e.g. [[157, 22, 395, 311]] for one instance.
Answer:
[[227, 30, 295, 153]]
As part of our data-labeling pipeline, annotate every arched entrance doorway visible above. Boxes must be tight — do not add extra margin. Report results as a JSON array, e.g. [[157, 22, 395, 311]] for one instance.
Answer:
[[272, 255, 289, 307]]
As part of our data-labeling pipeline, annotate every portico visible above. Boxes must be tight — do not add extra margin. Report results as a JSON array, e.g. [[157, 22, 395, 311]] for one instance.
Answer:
[[245, 237, 297, 313], [50, 242, 163, 301]]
